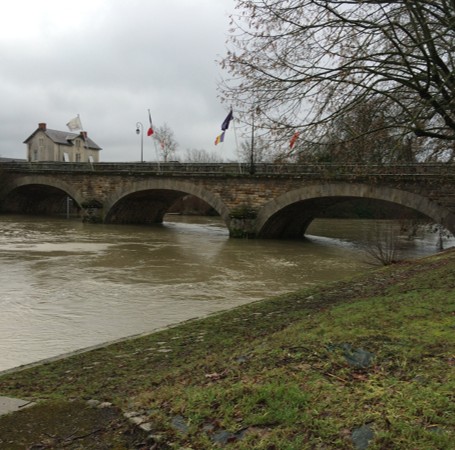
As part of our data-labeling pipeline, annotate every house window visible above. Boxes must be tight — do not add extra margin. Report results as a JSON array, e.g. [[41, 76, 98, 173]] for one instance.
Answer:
[[76, 153, 81, 162], [33, 149, 38, 161], [39, 138, 44, 146], [75, 140, 81, 148]]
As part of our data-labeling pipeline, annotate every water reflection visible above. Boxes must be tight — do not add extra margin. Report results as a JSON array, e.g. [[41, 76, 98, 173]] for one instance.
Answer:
[[0, 214, 452, 372]]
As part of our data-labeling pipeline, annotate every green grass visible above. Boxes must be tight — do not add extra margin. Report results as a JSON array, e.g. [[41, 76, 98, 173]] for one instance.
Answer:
[[0, 249, 454, 449]]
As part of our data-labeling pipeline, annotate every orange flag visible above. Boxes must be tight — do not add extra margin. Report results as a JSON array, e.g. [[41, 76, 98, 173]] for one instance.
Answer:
[[289, 131, 300, 149]]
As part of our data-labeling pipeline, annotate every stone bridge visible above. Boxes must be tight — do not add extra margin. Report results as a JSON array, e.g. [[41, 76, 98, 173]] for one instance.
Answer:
[[0, 162, 454, 238]]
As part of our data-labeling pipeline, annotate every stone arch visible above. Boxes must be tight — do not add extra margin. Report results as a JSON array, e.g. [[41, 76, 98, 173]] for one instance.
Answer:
[[256, 183, 455, 238], [103, 178, 230, 226], [0, 174, 84, 214]]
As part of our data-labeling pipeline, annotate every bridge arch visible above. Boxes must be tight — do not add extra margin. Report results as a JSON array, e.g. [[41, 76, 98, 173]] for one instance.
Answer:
[[103, 179, 231, 226], [256, 183, 455, 238], [0, 175, 84, 215]]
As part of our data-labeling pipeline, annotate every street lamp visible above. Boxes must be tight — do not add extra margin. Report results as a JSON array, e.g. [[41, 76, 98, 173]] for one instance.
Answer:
[[136, 121, 144, 163], [249, 105, 261, 175], [249, 111, 255, 175]]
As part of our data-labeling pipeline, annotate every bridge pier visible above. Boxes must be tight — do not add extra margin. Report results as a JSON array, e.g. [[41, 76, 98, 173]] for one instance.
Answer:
[[228, 205, 259, 238], [228, 217, 257, 238], [80, 200, 104, 223]]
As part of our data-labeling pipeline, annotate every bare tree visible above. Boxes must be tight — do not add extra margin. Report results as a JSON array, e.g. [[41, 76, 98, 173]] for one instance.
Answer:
[[220, 1, 455, 160], [361, 223, 401, 266], [154, 124, 178, 162], [238, 135, 276, 164], [298, 98, 422, 164], [184, 148, 224, 163]]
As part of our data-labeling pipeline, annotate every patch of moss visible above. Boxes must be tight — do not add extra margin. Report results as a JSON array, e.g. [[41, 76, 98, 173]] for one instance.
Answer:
[[229, 205, 257, 219]]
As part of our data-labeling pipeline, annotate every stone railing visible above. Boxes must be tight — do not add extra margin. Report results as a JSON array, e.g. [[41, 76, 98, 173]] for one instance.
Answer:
[[0, 161, 454, 178]]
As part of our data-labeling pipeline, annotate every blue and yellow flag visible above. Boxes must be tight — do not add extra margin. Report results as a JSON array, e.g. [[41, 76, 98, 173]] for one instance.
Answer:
[[214, 131, 225, 145]]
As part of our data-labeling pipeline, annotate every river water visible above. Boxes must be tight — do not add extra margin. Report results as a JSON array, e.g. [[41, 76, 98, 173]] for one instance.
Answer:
[[0, 214, 452, 372]]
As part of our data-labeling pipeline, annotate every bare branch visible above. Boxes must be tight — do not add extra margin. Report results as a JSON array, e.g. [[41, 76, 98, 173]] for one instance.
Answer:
[[220, 0, 455, 160]]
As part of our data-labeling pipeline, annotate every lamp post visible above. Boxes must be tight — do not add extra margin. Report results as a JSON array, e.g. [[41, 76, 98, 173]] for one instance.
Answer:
[[249, 111, 255, 175], [136, 122, 144, 163], [249, 105, 260, 175]]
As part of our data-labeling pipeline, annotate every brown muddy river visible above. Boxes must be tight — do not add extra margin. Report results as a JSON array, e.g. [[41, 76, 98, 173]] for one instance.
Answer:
[[0, 214, 452, 372]]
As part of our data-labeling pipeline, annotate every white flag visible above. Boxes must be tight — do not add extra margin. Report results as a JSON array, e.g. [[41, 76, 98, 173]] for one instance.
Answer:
[[66, 115, 82, 131]]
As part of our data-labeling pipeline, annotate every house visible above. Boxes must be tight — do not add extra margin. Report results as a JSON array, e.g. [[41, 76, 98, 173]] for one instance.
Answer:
[[24, 122, 102, 162]]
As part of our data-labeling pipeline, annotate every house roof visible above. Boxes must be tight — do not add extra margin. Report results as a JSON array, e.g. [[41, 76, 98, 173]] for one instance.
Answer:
[[0, 157, 27, 162], [24, 128, 102, 151]]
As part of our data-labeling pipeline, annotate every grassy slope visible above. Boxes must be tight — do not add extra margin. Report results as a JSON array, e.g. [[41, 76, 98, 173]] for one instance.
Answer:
[[0, 249, 454, 449]]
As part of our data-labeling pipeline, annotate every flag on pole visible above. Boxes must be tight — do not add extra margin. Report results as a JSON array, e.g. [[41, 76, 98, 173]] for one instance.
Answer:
[[214, 131, 225, 145], [147, 109, 154, 136], [289, 131, 300, 149], [221, 109, 233, 131], [66, 115, 82, 132]]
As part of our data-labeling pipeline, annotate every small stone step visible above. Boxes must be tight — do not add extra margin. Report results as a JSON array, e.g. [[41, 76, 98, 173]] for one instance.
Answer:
[[0, 396, 34, 416]]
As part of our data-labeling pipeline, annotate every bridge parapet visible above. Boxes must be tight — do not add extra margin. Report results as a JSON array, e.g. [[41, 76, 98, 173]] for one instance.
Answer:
[[1, 161, 454, 178]]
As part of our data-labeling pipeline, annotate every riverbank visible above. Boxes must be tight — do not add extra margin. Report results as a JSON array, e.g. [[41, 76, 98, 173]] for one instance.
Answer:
[[0, 248, 454, 449]]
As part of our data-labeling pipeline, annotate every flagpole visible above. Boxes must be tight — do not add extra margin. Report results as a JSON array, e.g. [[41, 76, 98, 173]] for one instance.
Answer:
[[249, 107, 256, 175], [147, 108, 159, 169], [231, 111, 242, 173], [153, 137, 161, 172], [77, 114, 91, 158], [76, 114, 83, 131]]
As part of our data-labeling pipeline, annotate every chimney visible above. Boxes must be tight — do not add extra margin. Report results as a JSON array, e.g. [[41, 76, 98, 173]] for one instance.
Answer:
[[38, 123, 46, 131], [80, 131, 88, 140]]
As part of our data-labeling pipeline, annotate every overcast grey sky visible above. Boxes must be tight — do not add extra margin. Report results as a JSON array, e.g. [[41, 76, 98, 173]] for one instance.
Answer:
[[0, 0, 240, 162]]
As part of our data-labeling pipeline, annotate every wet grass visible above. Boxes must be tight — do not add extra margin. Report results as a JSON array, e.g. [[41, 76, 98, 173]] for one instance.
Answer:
[[0, 248, 454, 449]]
